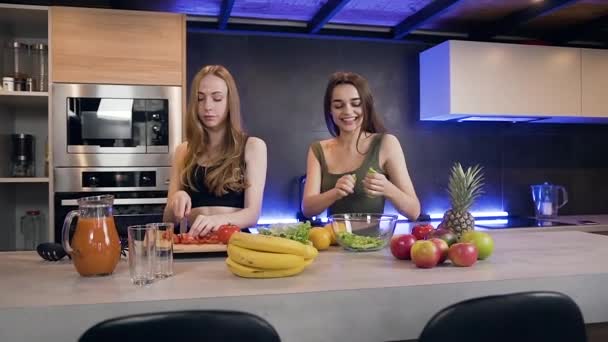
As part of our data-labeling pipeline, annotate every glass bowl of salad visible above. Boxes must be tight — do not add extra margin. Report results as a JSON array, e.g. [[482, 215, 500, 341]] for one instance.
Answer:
[[329, 213, 398, 252]]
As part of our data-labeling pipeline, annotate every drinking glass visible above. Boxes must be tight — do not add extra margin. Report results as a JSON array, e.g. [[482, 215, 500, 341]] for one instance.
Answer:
[[128, 225, 156, 286], [147, 222, 174, 278]]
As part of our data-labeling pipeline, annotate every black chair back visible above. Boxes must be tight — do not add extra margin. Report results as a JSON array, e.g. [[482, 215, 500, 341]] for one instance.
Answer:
[[79, 310, 281, 342], [297, 175, 308, 221], [419, 291, 587, 342]]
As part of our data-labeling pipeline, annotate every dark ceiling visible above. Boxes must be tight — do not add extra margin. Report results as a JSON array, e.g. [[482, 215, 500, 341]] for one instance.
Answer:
[[4, 0, 608, 47]]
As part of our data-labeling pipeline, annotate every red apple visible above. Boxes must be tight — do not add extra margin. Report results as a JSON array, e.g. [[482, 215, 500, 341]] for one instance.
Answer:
[[429, 228, 458, 247], [410, 240, 440, 268], [448, 243, 478, 267], [429, 238, 449, 264], [412, 223, 434, 240], [390, 234, 417, 260]]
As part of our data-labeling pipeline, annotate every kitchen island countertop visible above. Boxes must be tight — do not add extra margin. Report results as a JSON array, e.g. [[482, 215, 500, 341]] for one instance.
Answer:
[[395, 215, 608, 235], [491, 215, 608, 233], [2, 230, 608, 341]]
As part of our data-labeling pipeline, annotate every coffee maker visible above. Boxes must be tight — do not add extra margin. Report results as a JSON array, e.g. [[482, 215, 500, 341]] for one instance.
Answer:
[[10, 133, 35, 177]]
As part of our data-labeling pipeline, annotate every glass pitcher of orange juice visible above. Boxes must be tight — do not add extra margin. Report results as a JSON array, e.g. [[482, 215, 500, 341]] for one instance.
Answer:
[[61, 195, 121, 276]]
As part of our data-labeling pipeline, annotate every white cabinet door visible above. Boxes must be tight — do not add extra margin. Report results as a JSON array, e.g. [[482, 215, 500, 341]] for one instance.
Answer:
[[450, 41, 581, 117], [582, 49, 608, 117], [420, 40, 582, 121]]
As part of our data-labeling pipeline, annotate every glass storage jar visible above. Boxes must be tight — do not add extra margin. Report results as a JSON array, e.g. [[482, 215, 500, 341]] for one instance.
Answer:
[[3, 41, 30, 79], [21, 210, 44, 250], [10, 133, 35, 177], [31, 43, 47, 91]]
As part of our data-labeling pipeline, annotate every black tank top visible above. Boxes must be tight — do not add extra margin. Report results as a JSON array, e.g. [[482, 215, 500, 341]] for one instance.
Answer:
[[186, 165, 245, 208]]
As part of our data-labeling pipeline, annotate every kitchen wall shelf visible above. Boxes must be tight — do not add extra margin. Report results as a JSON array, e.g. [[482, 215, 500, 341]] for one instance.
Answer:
[[0, 91, 48, 96], [0, 177, 49, 183], [0, 4, 51, 251], [0, 91, 48, 107]]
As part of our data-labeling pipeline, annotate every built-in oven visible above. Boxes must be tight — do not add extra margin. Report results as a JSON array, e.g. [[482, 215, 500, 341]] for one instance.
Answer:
[[53, 167, 171, 242], [52, 83, 181, 167]]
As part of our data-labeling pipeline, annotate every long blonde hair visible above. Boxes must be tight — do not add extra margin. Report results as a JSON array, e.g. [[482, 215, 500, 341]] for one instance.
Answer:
[[181, 65, 248, 196]]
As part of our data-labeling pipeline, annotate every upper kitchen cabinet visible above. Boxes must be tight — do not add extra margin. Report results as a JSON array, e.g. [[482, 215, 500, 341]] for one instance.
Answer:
[[50, 7, 184, 86], [582, 49, 608, 118], [420, 40, 582, 122]]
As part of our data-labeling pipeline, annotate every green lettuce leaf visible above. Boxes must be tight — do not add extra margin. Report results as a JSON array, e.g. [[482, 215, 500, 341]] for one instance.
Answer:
[[258, 221, 312, 245], [337, 232, 384, 250]]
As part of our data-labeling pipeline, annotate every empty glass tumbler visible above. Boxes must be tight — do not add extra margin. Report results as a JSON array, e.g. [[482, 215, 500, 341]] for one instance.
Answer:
[[128, 225, 156, 286], [147, 222, 174, 278]]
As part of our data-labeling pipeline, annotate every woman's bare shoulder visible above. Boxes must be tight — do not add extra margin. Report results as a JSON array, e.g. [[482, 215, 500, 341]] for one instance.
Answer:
[[379, 133, 403, 154], [245, 136, 266, 147], [382, 133, 399, 144], [176, 141, 188, 152], [245, 136, 267, 154], [318, 138, 337, 149], [173, 141, 189, 160]]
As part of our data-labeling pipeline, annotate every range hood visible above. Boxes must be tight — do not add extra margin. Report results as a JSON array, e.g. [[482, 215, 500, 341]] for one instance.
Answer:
[[419, 40, 608, 123]]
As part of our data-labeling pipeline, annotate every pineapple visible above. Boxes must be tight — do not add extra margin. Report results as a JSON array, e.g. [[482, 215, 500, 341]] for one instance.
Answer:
[[442, 163, 485, 238]]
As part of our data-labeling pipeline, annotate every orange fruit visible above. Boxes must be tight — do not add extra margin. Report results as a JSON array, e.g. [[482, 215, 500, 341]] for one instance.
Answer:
[[331, 221, 348, 234], [323, 223, 338, 245], [309, 227, 331, 250]]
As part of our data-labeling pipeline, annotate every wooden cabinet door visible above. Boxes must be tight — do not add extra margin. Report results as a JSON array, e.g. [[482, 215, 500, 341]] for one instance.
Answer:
[[582, 49, 608, 117], [50, 6, 184, 86]]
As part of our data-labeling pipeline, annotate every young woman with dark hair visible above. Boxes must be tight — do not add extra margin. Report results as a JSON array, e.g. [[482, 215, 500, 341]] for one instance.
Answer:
[[302, 71, 420, 220]]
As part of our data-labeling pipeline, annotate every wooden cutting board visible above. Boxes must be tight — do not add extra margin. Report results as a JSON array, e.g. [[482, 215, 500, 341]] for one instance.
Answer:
[[173, 244, 227, 253]]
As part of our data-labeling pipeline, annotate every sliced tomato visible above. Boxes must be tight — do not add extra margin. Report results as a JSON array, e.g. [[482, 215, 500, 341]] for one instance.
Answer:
[[197, 232, 220, 244], [161, 231, 175, 242], [174, 231, 225, 245], [180, 234, 197, 245], [217, 224, 241, 244]]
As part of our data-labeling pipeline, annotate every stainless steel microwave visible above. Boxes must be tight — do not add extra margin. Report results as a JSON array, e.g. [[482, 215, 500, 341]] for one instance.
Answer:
[[52, 83, 182, 167]]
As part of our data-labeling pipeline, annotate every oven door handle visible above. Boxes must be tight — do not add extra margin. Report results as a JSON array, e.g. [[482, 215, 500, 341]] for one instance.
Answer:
[[60, 198, 167, 206]]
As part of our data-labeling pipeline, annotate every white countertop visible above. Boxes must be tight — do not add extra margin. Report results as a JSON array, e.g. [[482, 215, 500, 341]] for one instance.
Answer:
[[2, 230, 608, 341], [395, 214, 608, 235]]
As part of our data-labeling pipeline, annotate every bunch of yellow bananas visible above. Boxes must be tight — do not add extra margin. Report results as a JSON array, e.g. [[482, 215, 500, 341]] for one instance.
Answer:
[[226, 232, 318, 278]]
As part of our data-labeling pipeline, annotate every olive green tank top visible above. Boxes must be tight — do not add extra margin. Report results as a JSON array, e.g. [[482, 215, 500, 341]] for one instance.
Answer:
[[311, 134, 385, 216]]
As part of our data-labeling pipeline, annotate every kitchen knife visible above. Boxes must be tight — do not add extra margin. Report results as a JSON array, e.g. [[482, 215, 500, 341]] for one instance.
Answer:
[[179, 216, 188, 234]]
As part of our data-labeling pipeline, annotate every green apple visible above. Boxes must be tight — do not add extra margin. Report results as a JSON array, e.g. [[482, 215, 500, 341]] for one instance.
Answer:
[[460, 231, 494, 260]]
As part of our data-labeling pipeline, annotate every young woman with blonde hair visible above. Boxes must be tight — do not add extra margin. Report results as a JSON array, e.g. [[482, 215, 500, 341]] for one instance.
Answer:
[[164, 65, 267, 236]]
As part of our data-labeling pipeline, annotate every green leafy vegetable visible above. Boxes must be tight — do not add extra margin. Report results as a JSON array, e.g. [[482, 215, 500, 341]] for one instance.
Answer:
[[366, 167, 379, 198], [337, 232, 384, 250], [258, 221, 312, 244]]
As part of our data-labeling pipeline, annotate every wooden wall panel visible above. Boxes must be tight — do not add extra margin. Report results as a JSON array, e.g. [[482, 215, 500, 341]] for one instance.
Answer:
[[50, 6, 184, 86]]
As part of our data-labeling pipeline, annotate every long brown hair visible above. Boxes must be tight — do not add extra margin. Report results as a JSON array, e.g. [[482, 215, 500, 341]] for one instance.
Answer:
[[323, 71, 386, 141], [181, 65, 248, 196]]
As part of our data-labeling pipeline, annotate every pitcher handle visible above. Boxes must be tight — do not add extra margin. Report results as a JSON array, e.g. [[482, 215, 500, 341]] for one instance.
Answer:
[[61, 210, 79, 254], [558, 186, 568, 208]]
